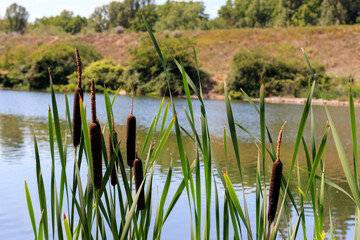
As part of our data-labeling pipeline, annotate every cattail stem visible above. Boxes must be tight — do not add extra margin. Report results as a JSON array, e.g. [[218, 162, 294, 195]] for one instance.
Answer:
[[91, 79, 96, 123], [131, 90, 134, 115], [276, 121, 286, 161], [75, 48, 82, 88]]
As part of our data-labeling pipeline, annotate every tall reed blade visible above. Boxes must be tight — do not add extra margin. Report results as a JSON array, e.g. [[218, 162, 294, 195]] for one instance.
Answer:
[[89, 79, 102, 189]]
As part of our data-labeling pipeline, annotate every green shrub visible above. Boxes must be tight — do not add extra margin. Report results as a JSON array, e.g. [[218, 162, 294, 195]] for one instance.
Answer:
[[127, 36, 211, 95], [5, 42, 101, 89], [68, 59, 124, 91], [227, 47, 327, 98]]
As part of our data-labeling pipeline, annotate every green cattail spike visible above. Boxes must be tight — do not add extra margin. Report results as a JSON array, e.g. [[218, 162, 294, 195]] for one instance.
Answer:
[[126, 92, 136, 167], [268, 121, 286, 226], [72, 48, 83, 147], [89, 79, 102, 189], [133, 158, 145, 210]]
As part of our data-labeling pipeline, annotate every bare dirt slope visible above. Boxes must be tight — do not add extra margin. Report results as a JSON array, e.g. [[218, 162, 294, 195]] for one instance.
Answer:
[[1, 25, 360, 82]]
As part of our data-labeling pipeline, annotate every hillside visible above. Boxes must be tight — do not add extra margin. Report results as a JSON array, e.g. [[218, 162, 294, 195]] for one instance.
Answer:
[[1, 25, 360, 86]]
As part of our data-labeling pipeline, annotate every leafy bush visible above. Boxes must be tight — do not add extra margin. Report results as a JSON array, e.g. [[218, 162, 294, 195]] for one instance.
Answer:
[[227, 48, 328, 98], [68, 59, 124, 91], [6, 42, 101, 89], [127, 36, 211, 95]]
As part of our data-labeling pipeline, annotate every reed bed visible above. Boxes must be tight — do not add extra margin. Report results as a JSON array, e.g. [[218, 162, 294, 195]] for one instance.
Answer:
[[24, 17, 360, 240]]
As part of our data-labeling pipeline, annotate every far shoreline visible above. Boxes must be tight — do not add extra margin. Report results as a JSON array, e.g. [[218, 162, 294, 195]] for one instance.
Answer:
[[1, 87, 357, 107]]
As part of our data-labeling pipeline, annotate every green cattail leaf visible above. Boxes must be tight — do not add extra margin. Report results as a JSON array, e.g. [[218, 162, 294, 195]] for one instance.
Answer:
[[349, 82, 358, 184], [154, 97, 165, 131], [290, 209, 304, 240], [34, 135, 49, 240], [163, 179, 186, 223], [174, 58, 204, 107], [48, 108, 56, 238], [224, 172, 252, 238], [141, 116, 156, 158], [55, 183, 63, 240], [25, 181, 37, 238], [183, 107, 202, 151], [151, 116, 175, 164], [120, 178, 146, 240], [111, 87, 121, 107], [306, 125, 329, 193], [214, 178, 220, 240], [160, 100, 169, 136], [325, 105, 360, 208], [65, 92, 72, 136], [224, 82, 242, 180], [259, 82, 266, 179], [180, 59, 194, 122], [64, 215, 73, 240]]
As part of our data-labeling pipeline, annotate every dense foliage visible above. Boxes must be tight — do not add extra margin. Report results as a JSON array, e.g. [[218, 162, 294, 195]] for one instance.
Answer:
[[3, 3, 29, 33], [127, 36, 211, 95], [1, 42, 101, 89], [213, 0, 360, 29], [227, 48, 331, 98], [32, 11, 87, 34], [1, 0, 359, 35], [67, 59, 124, 91]]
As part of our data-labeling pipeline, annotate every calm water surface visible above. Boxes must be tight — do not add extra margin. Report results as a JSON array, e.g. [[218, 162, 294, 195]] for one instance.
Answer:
[[0, 89, 358, 239]]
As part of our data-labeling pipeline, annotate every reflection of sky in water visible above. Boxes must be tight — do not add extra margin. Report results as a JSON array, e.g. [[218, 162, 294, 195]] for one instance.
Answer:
[[0, 89, 358, 239]]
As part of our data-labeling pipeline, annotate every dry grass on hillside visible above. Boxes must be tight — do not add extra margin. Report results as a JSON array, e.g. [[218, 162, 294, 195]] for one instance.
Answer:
[[1, 25, 360, 83]]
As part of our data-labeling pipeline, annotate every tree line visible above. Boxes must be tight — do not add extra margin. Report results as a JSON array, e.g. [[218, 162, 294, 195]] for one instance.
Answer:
[[0, 0, 359, 35]]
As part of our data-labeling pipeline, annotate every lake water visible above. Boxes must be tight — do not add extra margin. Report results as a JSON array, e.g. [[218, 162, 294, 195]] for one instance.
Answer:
[[0, 89, 358, 239]]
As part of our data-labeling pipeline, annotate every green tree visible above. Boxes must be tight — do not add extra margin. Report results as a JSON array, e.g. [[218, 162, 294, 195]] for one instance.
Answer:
[[291, 0, 321, 26], [320, 0, 347, 25], [5, 3, 29, 33], [127, 36, 211, 95], [68, 60, 124, 90], [154, 0, 208, 31], [90, 5, 110, 32], [34, 10, 87, 34]]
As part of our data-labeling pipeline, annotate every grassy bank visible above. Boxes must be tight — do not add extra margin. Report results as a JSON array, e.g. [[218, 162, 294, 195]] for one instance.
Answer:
[[1, 25, 359, 99]]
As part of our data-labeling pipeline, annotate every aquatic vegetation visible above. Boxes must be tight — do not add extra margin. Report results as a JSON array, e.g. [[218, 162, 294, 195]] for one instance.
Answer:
[[24, 18, 360, 240]]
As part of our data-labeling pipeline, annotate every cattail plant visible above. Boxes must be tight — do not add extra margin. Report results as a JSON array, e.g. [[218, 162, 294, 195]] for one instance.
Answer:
[[268, 121, 286, 225], [109, 115, 120, 186], [89, 79, 102, 189], [133, 157, 145, 210], [126, 94, 136, 167], [72, 48, 83, 147]]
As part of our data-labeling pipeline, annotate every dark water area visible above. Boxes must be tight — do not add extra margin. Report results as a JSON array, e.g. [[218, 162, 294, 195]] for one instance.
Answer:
[[0, 89, 358, 239]]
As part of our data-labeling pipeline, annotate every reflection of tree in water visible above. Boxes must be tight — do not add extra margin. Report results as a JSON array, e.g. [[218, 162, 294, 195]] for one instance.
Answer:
[[0, 115, 25, 161]]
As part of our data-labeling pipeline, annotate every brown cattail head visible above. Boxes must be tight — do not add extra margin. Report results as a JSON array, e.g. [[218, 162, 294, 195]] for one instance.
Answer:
[[267, 160, 282, 223], [72, 87, 83, 147], [90, 122, 102, 189], [109, 131, 119, 186], [268, 121, 286, 224], [75, 47, 82, 88], [134, 158, 145, 210], [89, 81, 102, 189], [126, 114, 136, 167]]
